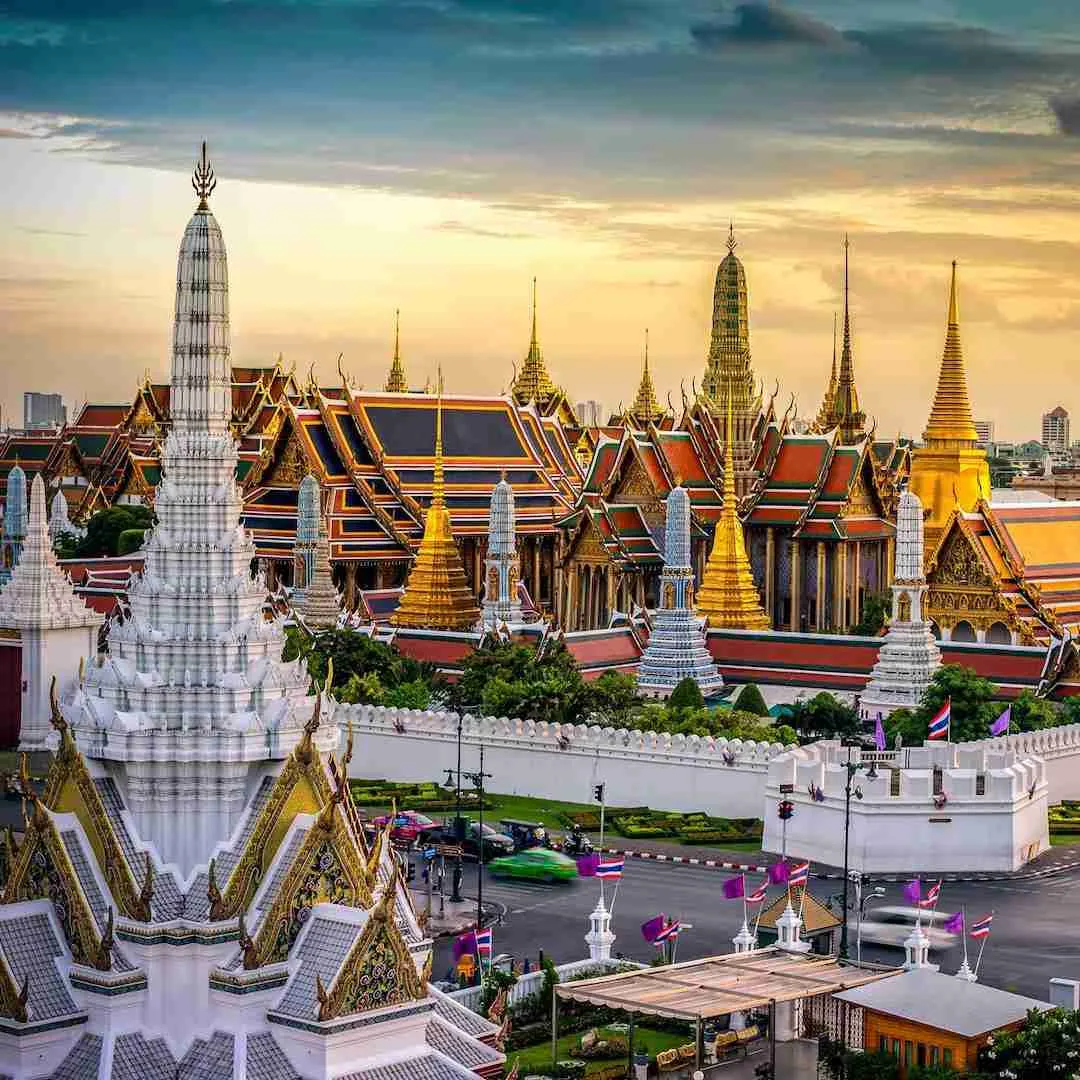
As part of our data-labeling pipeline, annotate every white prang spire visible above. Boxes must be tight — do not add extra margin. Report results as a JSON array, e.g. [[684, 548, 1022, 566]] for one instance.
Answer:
[[0, 474, 102, 749], [481, 473, 524, 629], [636, 485, 724, 698], [65, 146, 332, 873], [860, 488, 942, 722]]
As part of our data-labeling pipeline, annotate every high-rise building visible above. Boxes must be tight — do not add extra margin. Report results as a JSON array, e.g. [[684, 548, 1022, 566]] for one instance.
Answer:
[[575, 400, 603, 426], [23, 391, 65, 430], [973, 420, 994, 448], [1042, 406, 1070, 454]]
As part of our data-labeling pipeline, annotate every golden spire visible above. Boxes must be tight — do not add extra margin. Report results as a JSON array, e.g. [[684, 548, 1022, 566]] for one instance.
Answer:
[[630, 328, 664, 427], [391, 371, 481, 631], [192, 141, 216, 210], [511, 277, 559, 406], [833, 234, 866, 444], [384, 309, 408, 393], [696, 390, 770, 630], [922, 261, 979, 446]]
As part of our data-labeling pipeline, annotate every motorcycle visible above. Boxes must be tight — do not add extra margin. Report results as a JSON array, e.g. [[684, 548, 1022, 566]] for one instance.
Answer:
[[560, 826, 594, 857]]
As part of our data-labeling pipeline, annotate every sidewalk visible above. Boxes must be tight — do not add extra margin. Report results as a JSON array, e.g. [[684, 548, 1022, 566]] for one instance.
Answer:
[[411, 890, 500, 938]]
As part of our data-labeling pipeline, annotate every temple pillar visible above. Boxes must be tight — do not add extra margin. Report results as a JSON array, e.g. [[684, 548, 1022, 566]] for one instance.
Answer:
[[816, 541, 826, 630], [345, 562, 358, 610], [885, 535, 896, 590], [832, 545, 843, 632], [472, 540, 483, 599], [636, 573, 645, 611], [606, 569, 617, 622], [765, 527, 776, 626], [852, 542, 862, 626], [532, 539, 542, 606], [838, 544, 849, 631], [565, 565, 575, 629], [789, 540, 801, 632]]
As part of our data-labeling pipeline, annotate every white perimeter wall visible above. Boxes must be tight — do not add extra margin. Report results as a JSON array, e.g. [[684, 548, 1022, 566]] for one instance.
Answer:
[[341, 704, 790, 819]]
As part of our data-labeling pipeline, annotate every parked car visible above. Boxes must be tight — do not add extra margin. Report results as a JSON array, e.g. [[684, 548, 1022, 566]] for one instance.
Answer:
[[488, 848, 579, 883], [859, 906, 959, 951], [423, 820, 514, 861], [370, 810, 437, 845]]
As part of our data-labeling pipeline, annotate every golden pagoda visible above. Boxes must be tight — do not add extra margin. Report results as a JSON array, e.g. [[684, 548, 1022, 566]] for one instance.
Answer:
[[629, 329, 665, 428], [384, 309, 407, 393], [511, 278, 560, 407], [908, 262, 991, 553], [696, 392, 770, 629], [391, 374, 481, 631]]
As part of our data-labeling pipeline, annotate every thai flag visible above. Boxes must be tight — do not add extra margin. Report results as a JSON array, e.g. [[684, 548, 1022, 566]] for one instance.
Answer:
[[918, 881, 942, 908], [788, 861, 810, 888], [596, 860, 624, 880], [475, 928, 493, 955], [653, 919, 681, 944], [928, 698, 951, 740], [747, 882, 768, 904], [969, 914, 993, 940]]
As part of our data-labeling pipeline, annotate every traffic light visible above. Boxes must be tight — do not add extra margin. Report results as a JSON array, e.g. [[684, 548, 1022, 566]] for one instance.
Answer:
[[593, 783, 605, 803], [778, 800, 794, 821]]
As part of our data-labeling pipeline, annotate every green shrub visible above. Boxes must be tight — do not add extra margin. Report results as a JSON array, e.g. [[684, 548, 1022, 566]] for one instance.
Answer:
[[116, 528, 146, 556], [668, 678, 705, 711], [732, 683, 769, 717]]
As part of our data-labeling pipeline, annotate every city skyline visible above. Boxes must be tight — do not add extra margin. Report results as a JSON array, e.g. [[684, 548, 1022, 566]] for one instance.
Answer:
[[3, 0, 1080, 438]]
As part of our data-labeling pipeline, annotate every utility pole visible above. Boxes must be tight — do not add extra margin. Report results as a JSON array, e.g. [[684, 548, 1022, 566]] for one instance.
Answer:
[[449, 714, 464, 903], [464, 744, 492, 930]]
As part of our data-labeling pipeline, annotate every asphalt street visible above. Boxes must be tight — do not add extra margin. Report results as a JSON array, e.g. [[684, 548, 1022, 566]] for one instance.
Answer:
[[431, 859, 1079, 1002]]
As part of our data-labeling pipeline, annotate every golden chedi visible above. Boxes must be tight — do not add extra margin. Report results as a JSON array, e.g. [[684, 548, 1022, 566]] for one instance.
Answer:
[[391, 375, 480, 631], [908, 262, 991, 554], [696, 393, 770, 630]]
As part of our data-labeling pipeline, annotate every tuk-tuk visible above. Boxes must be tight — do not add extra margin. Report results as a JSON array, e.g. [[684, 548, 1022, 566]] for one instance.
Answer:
[[499, 819, 550, 853]]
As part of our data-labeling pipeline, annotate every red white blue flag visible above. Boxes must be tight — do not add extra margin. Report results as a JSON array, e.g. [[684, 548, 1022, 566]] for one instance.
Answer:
[[928, 698, 951, 740], [475, 928, 493, 954], [788, 861, 810, 888], [970, 914, 993, 939], [747, 882, 768, 904], [596, 859, 624, 880], [653, 919, 681, 944], [918, 880, 942, 909]]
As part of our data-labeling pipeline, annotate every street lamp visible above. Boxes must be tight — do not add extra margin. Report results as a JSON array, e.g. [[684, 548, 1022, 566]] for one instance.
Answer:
[[849, 874, 886, 967], [463, 744, 492, 930], [839, 739, 874, 961], [448, 713, 464, 903]]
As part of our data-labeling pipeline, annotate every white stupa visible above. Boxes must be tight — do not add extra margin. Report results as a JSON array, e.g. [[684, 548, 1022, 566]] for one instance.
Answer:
[[0, 145, 501, 1080], [48, 487, 85, 542], [0, 474, 102, 750], [481, 472, 525, 629], [860, 488, 942, 722], [636, 485, 724, 698]]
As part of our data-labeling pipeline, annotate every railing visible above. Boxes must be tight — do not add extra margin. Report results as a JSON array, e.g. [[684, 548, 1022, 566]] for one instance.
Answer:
[[447, 957, 641, 1014]]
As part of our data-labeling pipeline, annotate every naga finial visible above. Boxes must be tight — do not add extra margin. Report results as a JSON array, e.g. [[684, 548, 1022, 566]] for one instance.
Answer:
[[48, 676, 69, 738], [95, 908, 114, 972], [139, 852, 154, 915], [192, 141, 216, 210]]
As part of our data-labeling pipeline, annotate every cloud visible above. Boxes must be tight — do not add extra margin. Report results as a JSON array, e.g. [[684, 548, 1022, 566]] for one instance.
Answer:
[[433, 220, 535, 240], [691, 3, 842, 49], [1050, 95, 1080, 135]]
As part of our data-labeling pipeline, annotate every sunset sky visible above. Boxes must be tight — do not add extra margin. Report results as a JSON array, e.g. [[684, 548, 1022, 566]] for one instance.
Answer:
[[2, 0, 1079, 440]]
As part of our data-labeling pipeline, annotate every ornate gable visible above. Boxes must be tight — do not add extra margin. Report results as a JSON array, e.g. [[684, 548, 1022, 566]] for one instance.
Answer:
[[930, 524, 995, 589], [263, 421, 313, 488], [843, 457, 882, 519], [317, 892, 425, 1021], [245, 798, 373, 968]]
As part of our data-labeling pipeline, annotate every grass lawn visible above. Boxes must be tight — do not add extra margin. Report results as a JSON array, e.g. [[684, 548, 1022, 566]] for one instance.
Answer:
[[505, 1026, 687, 1077], [1049, 833, 1080, 847]]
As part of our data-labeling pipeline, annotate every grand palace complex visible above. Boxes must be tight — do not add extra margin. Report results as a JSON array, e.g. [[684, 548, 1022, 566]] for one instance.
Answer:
[[5, 186, 1080, 661]]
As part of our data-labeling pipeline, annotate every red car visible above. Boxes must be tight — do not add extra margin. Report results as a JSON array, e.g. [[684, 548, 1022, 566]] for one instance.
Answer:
[[370, 810, 436, 844]]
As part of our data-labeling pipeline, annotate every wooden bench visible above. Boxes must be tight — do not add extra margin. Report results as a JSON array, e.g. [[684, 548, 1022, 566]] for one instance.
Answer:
[[591, 1065, 628, 1080], [710, 1030, 740, 1061], [656, 1048, 682, 1074], [736, 1024, 766, 1056]]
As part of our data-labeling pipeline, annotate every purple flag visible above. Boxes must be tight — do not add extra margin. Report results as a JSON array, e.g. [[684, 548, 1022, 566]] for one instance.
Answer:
[[943, 910, 965, 934], [576, 853, 600, 877], [453, 930, 477, 961], [990, 707, 1011, 737], [874, 714, 886, 752], [722, 875, 745, 900], [902, 879, 921, 905], [641, 914, 666, 943], [767, 861, 790, 886]]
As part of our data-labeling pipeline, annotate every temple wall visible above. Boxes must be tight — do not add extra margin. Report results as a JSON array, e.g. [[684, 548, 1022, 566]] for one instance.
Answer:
[[762, 740, 1049, 873], [342, 704, 790, 818]]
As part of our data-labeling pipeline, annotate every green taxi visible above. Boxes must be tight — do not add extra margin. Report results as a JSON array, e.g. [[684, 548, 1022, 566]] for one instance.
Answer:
[[487, 848, 579, 883]]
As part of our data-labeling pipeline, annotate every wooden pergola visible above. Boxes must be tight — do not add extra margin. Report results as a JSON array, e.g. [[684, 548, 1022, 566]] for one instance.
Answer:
[[553, 948, 898, 1074]]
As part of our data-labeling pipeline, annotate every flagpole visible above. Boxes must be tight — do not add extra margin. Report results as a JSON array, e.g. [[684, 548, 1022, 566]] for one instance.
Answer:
[[974, 910, 994, 978], [961, 905, 969, 971], [599, 784, 606, 908], [610, 876, 621, 916]]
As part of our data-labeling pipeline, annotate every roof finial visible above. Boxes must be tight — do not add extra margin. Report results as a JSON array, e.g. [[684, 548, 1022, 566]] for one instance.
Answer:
[[394, 308, 401, 362], [644, 327, 650, 372], [727, 221, 737, 255], [948, 259, 959, 327], [434, 366, 445, 506], [192, 141, 216, 210]]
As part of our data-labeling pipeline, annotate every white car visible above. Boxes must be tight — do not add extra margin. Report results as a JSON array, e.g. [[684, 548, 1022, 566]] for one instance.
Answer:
[[858, 905, 959, 951]]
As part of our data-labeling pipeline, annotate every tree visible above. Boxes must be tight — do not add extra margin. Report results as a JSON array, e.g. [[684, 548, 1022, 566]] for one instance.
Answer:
[[975, 1007, 1080, 1079], [668, 678, 705, 711], [787, 693, 860, 742], [76, 505, 155, 558], [1010, 690, 1058, 732], [886, 665, 998, 745], [584, 671, 641, 726], [732, 683, 768, 717], [117, 528, 146, 555], [851, 591, 890, 637]]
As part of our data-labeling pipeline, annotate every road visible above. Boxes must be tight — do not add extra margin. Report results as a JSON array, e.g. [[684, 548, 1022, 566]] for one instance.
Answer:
[[431, 859, 1080, 1001]]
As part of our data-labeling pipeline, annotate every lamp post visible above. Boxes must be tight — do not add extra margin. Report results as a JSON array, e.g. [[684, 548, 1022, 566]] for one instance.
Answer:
[[839, 740, 876, 960], [447, 713, 464, 903], [463, 744, 492, 930]]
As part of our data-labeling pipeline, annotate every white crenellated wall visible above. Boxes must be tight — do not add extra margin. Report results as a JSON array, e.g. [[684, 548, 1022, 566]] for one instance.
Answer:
[[342, 704, 790, 818], [978, 724, 1080, 802], [762, 740, 1050, 873]]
